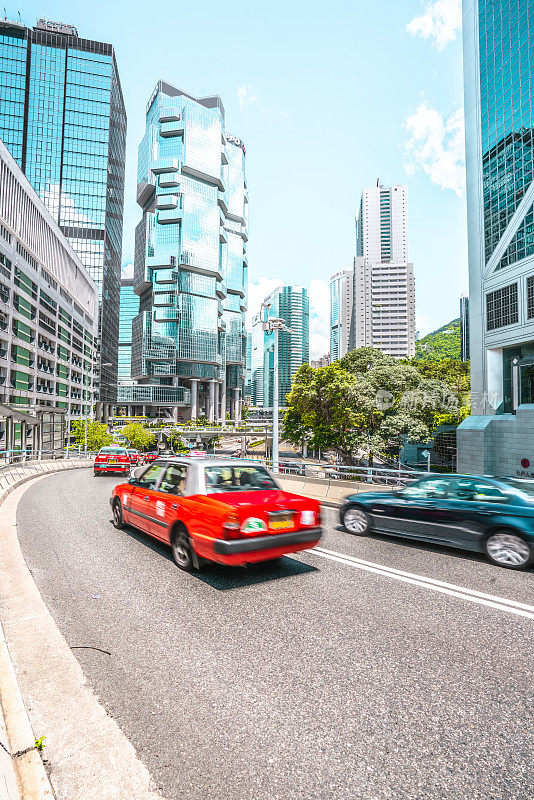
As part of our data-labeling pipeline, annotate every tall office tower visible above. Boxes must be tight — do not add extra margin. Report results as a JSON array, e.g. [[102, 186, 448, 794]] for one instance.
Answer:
[[0, 139, 98, 450], [118, 278, 139, 385], [262, 286, 309, 408], [350, 184, 416, 358], [244, 331, 252, 403], [330, 266, 354, 360], [0, 18, 126, 414], [124, 81, 247, 422], [250, 313, 264, 407], [458, 1, 534, 474], [460, 294, 470, 363]]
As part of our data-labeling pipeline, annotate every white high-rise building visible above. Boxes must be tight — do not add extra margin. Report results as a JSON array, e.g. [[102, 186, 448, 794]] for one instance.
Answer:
[[351, 184, 416, 358], [330, 266, 354, 360]]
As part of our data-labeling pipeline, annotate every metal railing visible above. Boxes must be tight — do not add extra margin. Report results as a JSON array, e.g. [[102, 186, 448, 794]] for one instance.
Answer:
[[243, 456, 431, 486], [0, 449, 94, 467]]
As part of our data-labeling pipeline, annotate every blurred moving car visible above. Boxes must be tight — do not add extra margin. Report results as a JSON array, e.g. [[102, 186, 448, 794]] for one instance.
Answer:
[[143, 452, 158, 463], [110, 458, 322, 570], [126, 449, 141, 465], [340, 474, 534, 569], [94, 447, 130, 476]]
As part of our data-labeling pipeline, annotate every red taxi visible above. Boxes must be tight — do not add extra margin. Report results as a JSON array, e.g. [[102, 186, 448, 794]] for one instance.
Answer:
[[110, 458, 322, 570], [143, 452, 158, 463], [126, 448, 142, 465], [94, 446, 131, 476]]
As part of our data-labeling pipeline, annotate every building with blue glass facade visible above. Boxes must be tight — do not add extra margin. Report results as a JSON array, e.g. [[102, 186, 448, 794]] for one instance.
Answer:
[[262, 286, 309, 409], [459, 0, 534, 474], [0, 18, 126, 413], [123, 81, 247, 421], [330, 266, 353, 361], [118, 278, 139, 385]]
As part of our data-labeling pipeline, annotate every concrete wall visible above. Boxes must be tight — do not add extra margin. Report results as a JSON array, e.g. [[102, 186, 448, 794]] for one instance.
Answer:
[[277, 473, 393, 504], [457, 404, 534, 477]]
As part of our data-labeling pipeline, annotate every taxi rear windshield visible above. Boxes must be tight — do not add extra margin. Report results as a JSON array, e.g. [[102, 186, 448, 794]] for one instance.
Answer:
[[205, 465, 278, 492], [99, 447, 127, 454]]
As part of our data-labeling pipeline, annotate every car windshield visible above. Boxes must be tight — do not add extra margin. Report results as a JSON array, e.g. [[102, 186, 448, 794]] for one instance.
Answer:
[[100, 448, 127, 454], [503, 479, 534, 498], [127, 450, 137, 454], [205, 465, 278, 492]]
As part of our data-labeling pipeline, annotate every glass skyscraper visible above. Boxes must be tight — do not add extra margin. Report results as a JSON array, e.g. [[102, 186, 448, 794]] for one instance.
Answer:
[[126, 81, 247, 421], [459, 1, 534, 474], [118, 278, 139, 385], [0, 18, 126, 408], [262, 286, 309, 408]]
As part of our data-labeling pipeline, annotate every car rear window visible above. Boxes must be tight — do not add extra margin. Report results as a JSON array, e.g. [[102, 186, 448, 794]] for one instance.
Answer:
[[100, 448, 127, 454], [205, 465, 278, 492]]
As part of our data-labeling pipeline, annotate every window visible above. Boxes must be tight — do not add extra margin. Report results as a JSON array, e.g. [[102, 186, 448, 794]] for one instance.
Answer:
[[401, 478, 450, 500], [448, 479, 510, 503], [527, 276, 534, 319], [205, 465, 278, 493], [136, 464, 166, 489], [159, 464, 188, 495], [486, 283, 518, 330]]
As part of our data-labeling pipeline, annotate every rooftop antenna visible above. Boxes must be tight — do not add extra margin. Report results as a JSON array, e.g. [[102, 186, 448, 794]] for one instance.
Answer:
[[3, 8, 7, 20], [17, 10, 21, 22], [376, 177, 379, 187]]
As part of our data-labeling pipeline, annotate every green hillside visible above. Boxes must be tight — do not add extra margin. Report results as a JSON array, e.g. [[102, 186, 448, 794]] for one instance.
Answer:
[[416, 318, 461, 361]]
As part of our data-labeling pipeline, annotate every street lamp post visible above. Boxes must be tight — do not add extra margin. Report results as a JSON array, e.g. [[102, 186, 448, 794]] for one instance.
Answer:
[[261, 304, 291, 474]]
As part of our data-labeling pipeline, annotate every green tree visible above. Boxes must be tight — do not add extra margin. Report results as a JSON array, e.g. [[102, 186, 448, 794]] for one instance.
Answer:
[[120, 423, 156, 452], [284, 349, 462, 465], [71, 420, 113, 452]]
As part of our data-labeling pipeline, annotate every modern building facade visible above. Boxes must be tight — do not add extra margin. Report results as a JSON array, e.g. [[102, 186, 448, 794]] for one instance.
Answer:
[[123, 81, 247, 421], [330, 266, 353, 360], [0, 17, 126, 410], [350, 184, 416, 358], [262, 286, 309, 408], [460, 294, 470, 362], [0, 139, 98, 451], [458, 0, 534, 475], [250, 313, 265, 407], [118, 278, 139, 385], [311, 355, 330, 369]]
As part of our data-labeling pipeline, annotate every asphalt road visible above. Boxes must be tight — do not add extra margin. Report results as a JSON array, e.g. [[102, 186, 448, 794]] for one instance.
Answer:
[[17, 469, 534, 800]]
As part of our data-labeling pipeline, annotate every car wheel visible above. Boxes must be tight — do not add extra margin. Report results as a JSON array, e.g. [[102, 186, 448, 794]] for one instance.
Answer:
[[342, 505, 371, 535], [112, 499, 124, 530], [171, 528, 194, 571], [484, 530, 533, 569]]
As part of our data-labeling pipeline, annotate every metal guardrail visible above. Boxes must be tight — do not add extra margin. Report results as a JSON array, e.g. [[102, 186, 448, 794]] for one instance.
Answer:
[[0, 449, 95, 468], [244, 456, 431, 486]]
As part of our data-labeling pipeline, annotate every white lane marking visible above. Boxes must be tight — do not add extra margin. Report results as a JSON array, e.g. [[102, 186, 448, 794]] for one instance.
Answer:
[[311, 546, 534, 621]]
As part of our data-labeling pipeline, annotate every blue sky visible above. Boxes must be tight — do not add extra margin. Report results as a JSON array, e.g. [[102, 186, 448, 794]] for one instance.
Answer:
[[14, 0, 466, 357]]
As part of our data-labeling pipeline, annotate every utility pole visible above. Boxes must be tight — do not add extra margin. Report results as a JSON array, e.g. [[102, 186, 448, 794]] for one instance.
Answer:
[[260, 302, 291, 474]]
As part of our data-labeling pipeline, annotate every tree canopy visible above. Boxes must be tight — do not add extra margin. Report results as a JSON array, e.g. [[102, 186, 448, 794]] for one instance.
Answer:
[[71, 420, 113, 452], [120, 423, 156, 452], [284, 348, 469, 464]]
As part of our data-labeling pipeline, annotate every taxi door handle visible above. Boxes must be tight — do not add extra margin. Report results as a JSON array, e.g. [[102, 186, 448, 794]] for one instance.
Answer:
[[172, 503, 179, 509], [144, 495, 149, 501]]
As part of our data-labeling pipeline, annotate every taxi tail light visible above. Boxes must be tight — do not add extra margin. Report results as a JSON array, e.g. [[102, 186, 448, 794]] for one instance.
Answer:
[[222, 513, 241, 539], [95, 456, 105, 463]]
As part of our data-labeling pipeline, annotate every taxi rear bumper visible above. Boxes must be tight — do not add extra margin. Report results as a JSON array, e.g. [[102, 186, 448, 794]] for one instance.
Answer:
[[214, 527, 322, 555]]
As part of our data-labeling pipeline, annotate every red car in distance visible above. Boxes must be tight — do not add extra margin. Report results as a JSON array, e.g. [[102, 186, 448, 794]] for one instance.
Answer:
[[110, 458, 322, 570], [126, 449, 141, 465], [143, 452, 158, 463], [94, 446, 130, 476]]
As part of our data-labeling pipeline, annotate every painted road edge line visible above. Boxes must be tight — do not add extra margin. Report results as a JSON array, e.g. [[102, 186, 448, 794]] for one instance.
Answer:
[[311, 548, 534, 620]]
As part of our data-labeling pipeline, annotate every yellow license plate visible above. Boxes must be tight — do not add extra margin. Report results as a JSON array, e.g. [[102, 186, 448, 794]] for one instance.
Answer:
[[270, 519, 292, 530], [109, 459, 117, 464]]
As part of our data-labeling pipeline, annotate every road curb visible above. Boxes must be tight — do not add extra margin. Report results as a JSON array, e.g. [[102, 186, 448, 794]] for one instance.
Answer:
[[0, 465, 165, 800]]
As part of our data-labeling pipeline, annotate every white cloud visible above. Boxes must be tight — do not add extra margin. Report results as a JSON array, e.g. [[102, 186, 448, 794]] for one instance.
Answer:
[[403, 103, 465, 195], [309, 279, 330, 361], [246, 276, 283, 327], [238, 83, 260, 111], [407, 0, 461, 50], [121, 262, 134, 279]]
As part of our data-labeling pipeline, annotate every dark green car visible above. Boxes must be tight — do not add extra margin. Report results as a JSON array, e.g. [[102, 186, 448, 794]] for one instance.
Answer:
[[340, 474, 534, 569]]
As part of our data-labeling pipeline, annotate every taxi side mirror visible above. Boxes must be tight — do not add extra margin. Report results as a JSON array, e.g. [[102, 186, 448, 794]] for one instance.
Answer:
[[128, 477, 139, 486]]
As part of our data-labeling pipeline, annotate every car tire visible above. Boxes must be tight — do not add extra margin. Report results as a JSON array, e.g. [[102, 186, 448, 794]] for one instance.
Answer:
[[484, 529, 533, 570], [341, 505, 371, 535], [112, 499, 125, 530], [171, 528, 195, 571]]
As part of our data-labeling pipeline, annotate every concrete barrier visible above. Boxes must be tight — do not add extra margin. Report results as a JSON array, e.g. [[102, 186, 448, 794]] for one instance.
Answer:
[[277, 473, 399, 505]]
